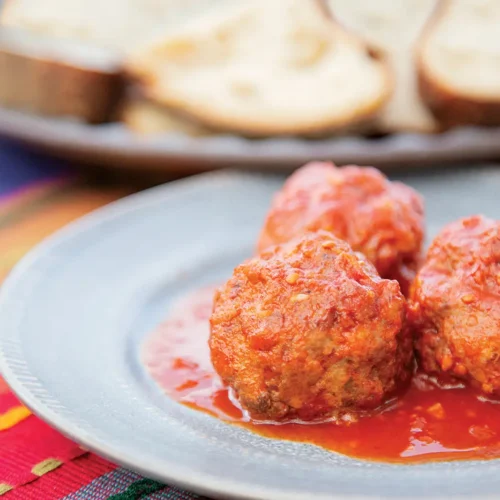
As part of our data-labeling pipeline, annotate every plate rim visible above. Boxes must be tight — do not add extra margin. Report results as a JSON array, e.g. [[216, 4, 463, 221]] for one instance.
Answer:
[[2, 107, 500, 171]]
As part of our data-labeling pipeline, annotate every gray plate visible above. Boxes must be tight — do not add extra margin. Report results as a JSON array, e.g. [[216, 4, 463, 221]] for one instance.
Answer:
[[2, 108, 500, 171], [1, 168, 500, 500]]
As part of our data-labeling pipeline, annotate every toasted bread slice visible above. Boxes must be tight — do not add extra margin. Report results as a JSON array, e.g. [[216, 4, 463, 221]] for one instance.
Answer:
[[127, 0, 392, 137], [0, 28, 122, 123], [417, 0, 500, 127], [121, 94, 212, 136], [328, 0, 438, 133]]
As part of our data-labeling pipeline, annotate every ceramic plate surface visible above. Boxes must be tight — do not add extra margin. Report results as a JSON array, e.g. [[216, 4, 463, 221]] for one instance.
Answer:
[[1, 168, 500, 500], [2, 108, 500, 171]]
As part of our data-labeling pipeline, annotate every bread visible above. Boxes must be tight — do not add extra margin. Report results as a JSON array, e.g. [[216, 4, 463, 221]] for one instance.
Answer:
[[0, 28, 122, 123], [1, 0, 225, 54], [121, 95, 212, 136], [417, 0, 500, 128], [328, 0, 438, 133], [0, 0, 225, 122], [127, 0, 392, 137]]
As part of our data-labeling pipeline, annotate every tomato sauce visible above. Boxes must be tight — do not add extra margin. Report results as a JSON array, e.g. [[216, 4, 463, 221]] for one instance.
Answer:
[[142, 286, 500, 464]]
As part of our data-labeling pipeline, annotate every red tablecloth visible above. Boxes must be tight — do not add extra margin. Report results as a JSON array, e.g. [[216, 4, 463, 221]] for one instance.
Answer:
[[0, 141, 202, 499]]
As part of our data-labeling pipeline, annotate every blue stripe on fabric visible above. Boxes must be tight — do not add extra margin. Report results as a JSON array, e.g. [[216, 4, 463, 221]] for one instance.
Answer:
[[0, 140, 69, 197], [62, 468, 142, 499]]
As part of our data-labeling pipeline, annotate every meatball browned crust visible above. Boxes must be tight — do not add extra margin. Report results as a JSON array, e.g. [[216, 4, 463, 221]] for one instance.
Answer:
[[257, 162, 424, 295], [409, 216, 500, 396], [210, 231, 413, 422]]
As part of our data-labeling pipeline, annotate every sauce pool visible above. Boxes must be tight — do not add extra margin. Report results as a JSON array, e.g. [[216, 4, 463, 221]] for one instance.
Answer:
[[142, 286, 500, 464]]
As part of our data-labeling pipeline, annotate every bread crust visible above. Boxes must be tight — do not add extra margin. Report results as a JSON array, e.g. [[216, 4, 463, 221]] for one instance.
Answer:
[[418, 63, 500, 129], [0, 32, 123, 123], [416, 0, 500, 128]]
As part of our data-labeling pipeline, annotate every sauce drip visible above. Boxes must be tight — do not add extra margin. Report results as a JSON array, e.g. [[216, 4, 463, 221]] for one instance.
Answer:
[[142, 286, 500, 464]]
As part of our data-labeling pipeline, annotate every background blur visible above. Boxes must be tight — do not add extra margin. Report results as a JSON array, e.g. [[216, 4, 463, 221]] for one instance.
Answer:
[[0, 0, 499, 171]]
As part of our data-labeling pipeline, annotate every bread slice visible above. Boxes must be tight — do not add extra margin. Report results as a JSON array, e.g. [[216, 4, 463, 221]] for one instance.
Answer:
[[0, 0, 226, 122], [1, 0, 226, 55], [127, 0, 392, 137], [121, 94, 212, 136], [328, 0, 438, 133], [417, 0, 500, 128], [0, 28, 122, 123]]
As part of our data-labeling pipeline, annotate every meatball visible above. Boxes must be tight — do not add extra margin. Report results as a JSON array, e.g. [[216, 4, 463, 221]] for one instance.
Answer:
[[257, 162, 424, 295], [210, 231, 412, 422], [409, 215, 500, 395]]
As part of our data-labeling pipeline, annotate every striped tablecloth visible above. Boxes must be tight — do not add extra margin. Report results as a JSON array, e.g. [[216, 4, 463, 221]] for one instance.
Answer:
[[0, 140, 202, 500]]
